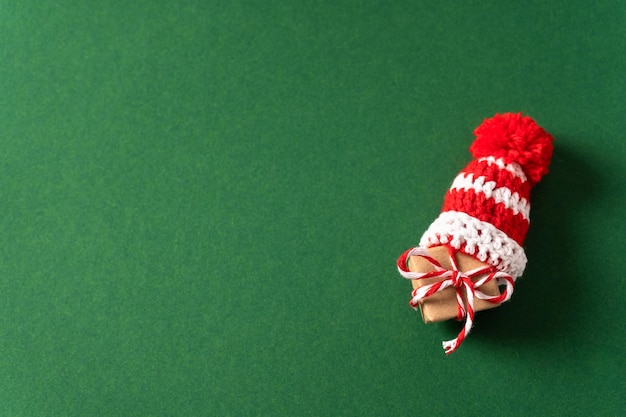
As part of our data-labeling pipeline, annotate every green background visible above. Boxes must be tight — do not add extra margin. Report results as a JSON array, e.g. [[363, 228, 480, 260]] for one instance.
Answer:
[[1, 1, 624, 415]]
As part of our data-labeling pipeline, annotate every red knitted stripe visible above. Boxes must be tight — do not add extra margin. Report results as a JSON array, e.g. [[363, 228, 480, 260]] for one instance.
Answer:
[[442, 188, 529, 245], [459, 159, 531, 199]]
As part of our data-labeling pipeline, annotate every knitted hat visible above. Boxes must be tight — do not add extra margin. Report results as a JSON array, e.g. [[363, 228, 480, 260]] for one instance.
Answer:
[[418, 113, 554, 279]]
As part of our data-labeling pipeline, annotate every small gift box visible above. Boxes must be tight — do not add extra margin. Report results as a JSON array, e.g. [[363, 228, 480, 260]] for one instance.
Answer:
[[407, 245, 501, 323]]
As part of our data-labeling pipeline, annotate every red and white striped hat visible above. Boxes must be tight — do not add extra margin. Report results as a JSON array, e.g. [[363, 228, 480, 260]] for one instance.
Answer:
[[419, 113, 554, 279]]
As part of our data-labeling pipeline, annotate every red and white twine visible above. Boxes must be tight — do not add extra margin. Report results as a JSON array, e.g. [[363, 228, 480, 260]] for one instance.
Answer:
[[397, 245, 515, 354]]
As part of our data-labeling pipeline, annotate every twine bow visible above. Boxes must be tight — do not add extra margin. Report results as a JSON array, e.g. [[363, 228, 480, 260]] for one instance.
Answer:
[[397, 245, 515, 354]]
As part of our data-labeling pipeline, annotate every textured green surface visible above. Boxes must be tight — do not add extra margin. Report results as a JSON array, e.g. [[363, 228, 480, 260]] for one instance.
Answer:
[[1, 1, 625, 416]]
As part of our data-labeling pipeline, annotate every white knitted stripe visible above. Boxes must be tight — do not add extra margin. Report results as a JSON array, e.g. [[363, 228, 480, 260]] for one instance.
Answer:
[[449, 173, 531, 220], [419, 211, 527, 278], [478, 157, 527, 182]]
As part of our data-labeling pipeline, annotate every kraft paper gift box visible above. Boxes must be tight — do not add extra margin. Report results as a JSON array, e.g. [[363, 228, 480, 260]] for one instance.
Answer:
[[407, 245, 501, 323]]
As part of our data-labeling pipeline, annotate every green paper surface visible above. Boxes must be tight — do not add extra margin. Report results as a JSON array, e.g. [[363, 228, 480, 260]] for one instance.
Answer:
[[1, 1, 624, 416]]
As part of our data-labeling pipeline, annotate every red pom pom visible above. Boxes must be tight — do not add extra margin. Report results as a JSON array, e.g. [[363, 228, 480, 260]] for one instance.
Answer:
[[470, 113, 554, 185]]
